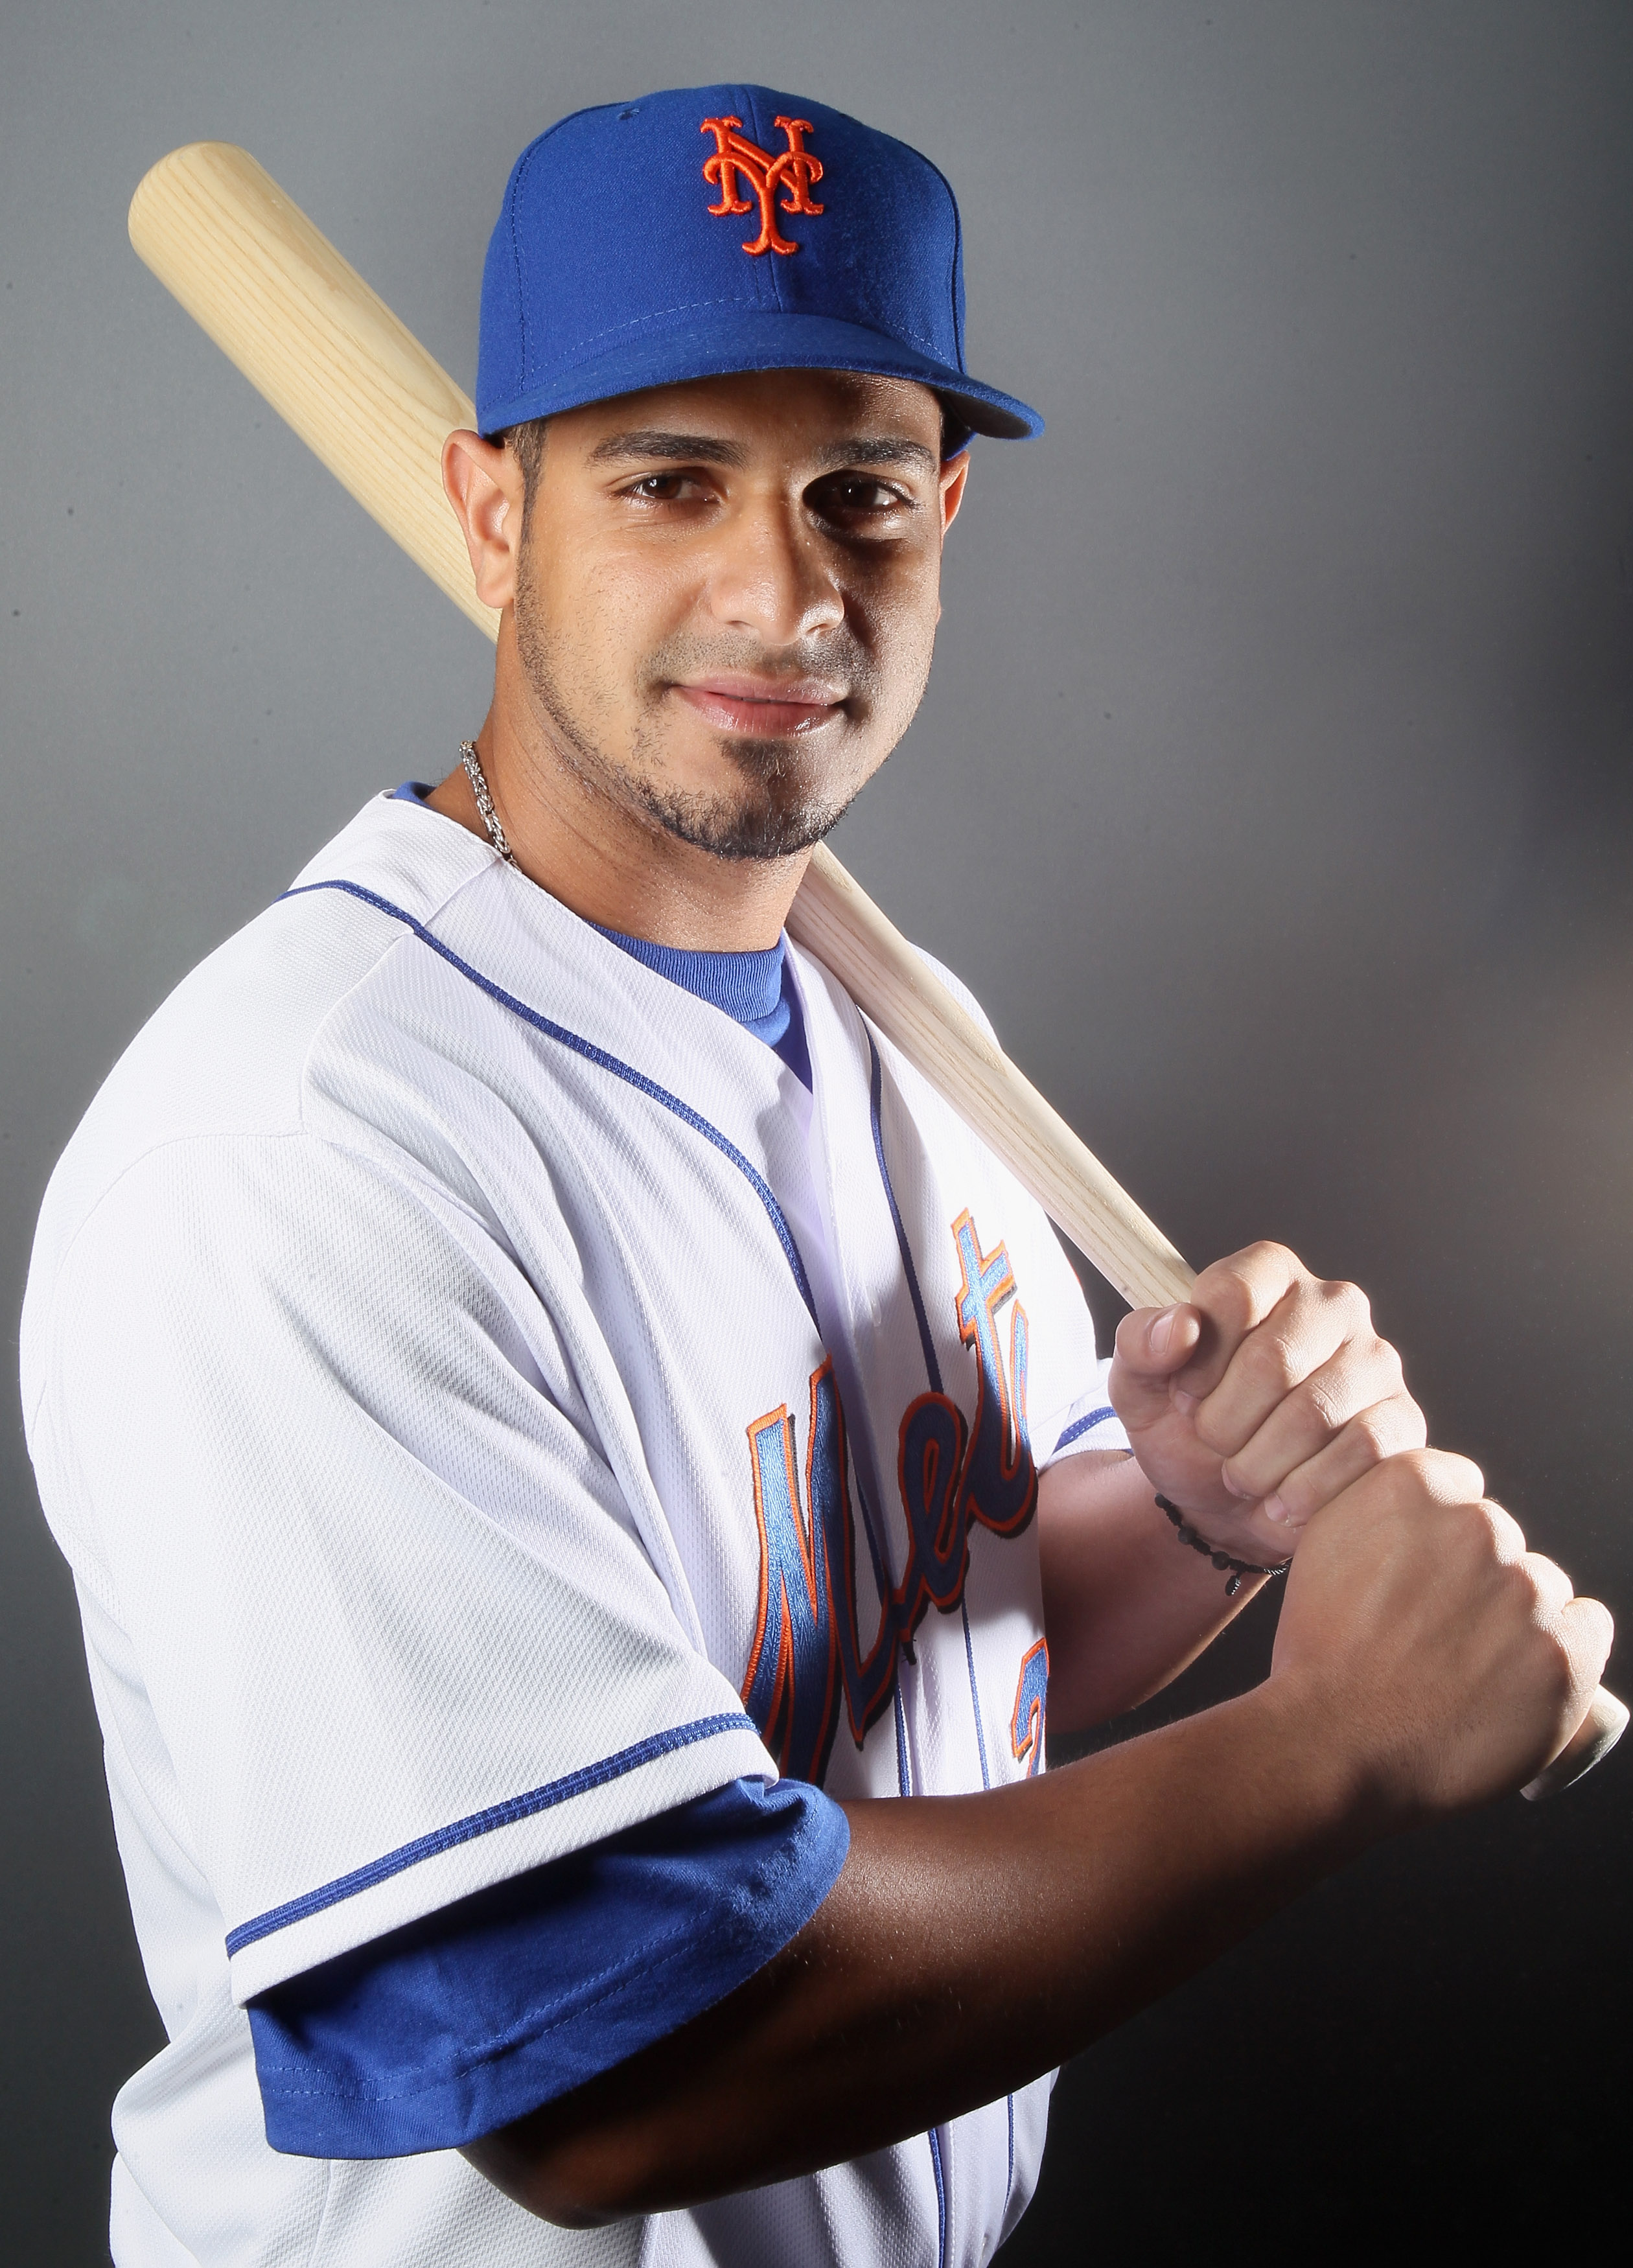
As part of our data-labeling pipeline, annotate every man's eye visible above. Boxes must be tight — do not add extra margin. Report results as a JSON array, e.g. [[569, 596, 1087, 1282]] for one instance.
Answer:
[[812, 476, 910, 519], [625, 472, 702, 502]]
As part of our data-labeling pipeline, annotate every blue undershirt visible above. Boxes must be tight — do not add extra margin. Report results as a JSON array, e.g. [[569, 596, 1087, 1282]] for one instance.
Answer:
[[594, 923, 813, 1090], [390, 780, 812, 1088], [248, 788, 838, 2160]]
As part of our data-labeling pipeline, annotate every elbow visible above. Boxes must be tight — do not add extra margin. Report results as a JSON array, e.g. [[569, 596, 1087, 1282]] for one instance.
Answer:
[[461, 2127, 660, 2228]]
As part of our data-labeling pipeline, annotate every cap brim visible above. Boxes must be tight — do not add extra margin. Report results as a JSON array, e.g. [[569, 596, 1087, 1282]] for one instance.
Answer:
[[478, 307, 1041, 442]]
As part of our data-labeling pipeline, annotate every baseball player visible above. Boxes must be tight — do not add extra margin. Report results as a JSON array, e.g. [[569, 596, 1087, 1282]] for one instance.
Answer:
[[21, 84, 1612, 2268]]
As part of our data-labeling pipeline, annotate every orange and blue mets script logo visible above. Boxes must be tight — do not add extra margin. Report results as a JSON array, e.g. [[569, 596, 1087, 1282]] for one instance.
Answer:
[[741, 1211, 1037, 1783], [701, 114, 825, 255]]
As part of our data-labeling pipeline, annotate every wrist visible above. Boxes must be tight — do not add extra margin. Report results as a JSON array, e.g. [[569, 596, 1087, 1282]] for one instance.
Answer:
[[1153, 1492, 1291, 1597], [1228, 1671, 1393, 1861], [1123, 1444, 1297, 1562]]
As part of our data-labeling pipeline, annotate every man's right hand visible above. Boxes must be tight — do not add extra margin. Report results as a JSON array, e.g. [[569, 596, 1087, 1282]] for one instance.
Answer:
[[1271, 1448, 1614, 1820]]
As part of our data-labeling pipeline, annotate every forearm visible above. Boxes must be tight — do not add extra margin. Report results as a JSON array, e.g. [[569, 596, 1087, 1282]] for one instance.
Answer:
[[466, 1678, 1365, 2225], [1039, 1450, 1269, 1732]]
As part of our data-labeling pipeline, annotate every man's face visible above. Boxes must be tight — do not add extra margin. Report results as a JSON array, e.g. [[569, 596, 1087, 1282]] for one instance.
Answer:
[[508, 369, 966, 861]]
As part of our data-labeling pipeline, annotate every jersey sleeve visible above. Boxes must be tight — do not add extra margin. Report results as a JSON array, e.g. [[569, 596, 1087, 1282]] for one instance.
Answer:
[[30, 1131, 778, 2005], [248, 1776, 848, 2158], [1040, 1361, 1129, 1463]]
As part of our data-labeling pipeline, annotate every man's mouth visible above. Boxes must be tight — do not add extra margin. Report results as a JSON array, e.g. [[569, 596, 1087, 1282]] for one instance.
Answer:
[[672, 674, 848, 737]]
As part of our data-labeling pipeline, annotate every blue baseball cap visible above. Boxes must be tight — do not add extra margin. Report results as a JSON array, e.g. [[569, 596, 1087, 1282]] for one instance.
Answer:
[[476, 84, 1042, 449]]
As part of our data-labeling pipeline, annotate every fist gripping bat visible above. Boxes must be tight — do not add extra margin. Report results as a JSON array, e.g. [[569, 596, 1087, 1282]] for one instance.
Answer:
[[126, 141, 1624, 1798]]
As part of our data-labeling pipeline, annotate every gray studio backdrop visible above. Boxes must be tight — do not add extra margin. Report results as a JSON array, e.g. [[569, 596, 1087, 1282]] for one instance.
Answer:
[[5, 3, 1630, 2260]]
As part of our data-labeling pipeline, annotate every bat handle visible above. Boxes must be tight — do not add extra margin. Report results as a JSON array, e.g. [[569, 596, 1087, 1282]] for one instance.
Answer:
[[1521, 1685, 1628, 1801]]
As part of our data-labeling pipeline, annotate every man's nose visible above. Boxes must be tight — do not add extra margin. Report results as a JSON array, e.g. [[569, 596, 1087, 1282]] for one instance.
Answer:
[[702, 498, 845, 643]]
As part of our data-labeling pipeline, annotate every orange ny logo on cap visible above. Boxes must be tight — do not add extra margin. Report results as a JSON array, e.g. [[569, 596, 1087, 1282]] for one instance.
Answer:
[[700, 115, 824, 255]]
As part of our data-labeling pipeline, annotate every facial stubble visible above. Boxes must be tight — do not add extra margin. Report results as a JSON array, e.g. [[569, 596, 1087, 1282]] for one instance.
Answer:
[[513, 544, 902, 862]]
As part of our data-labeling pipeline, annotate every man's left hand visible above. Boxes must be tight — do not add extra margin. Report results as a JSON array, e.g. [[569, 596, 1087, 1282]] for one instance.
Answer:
[[1107, 1242, 1426, 1564]]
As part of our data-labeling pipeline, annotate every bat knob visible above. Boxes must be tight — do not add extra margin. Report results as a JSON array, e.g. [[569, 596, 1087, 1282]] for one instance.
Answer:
[[1521, 1685, 1628, 1802]]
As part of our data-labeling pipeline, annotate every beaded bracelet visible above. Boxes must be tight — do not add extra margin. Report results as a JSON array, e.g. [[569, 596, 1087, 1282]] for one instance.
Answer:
[[1155, 1493, 1291, 1598]]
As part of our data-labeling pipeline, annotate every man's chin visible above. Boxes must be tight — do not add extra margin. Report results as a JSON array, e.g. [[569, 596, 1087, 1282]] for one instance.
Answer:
[[638, 783, 852, 862], [632, 730, 863, 861], [626, 771, 848, 857]]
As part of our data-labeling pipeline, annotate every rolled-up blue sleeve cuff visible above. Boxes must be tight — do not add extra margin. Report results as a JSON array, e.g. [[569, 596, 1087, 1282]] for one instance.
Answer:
[[248, 1774, 848, 2159]]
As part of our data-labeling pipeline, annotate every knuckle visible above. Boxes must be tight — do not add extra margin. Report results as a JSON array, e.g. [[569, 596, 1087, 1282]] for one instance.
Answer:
[[1536, 1626, 1576, 1708], [1198, 1270, 1257, 1338], [1364, 1394, 1424, 1455], [1200, 1242, 1296, 1317], [1347, 1404, 1391, 1463], [1472, 1500, 1511, 1559], [1297, 1378, 1344, 1438], [1192, 1400, 1244, 1456], [1323, 1275, 1371, 1326], [1479, 1498, 1527, 1559], [1240, 1238, 1294, 1275], [1456, 1494, 1499, 1550], [1374, 1444, 1485, 1516], [1503, 1551, 1540, 1609], [1243, 1331, 1303, 1396], [1365, 1333, 1406, 1390], [1431, 1446, 1485, 1502], [1361, 1451, 1422, 1522], [1382, 1444, 1437, 1493], [1525, 1550, 1567, 1603]]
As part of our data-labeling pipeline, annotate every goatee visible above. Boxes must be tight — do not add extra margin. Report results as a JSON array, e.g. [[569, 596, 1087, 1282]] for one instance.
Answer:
[[514, 565, 874, 861]]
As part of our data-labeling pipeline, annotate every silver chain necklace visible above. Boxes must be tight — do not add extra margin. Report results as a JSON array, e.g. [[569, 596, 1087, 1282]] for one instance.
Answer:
[[459, 739, 515, 866]]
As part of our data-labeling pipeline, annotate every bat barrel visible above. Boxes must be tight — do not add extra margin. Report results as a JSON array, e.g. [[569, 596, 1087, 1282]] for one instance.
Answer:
[[128, 143, 498, 638]]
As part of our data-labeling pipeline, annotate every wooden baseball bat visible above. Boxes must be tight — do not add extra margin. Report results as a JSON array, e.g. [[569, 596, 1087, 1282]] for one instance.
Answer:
[[126, 141, 1623, 1798]]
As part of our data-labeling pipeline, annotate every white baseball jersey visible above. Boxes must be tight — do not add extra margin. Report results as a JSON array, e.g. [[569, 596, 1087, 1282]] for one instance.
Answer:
[[21, 787, 1127, 2268]]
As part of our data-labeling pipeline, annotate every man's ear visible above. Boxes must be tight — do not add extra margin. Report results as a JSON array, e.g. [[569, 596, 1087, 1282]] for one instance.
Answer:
[[940, 452, 970, 535], [443, 430, 527, 612]]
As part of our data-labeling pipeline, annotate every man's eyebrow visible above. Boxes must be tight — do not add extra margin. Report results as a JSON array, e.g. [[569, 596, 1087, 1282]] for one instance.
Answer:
[[811, 436, 940, 474], [586, 430, 750, 467], [585, 430, 941, 475]]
